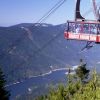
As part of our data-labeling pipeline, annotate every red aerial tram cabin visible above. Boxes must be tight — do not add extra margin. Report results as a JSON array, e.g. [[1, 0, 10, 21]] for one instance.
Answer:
[[64, 0, 100, 44], [64, 21, 100, 43]]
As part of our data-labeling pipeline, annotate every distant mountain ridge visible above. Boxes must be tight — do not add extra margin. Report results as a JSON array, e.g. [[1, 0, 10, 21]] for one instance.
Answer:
[[0, 23, 100, 84]]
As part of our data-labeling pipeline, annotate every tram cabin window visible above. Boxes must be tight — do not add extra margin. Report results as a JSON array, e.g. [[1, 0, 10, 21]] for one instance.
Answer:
[[90, 24, 98, 34], [68, 22, 76, 33], [83, 24, 89, 34], [75, 23, 82, 33]]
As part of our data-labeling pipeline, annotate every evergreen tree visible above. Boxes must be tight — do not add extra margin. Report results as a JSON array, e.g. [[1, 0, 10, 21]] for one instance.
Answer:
[[0, 67, 10, 100], [75, 59, 90, 82]]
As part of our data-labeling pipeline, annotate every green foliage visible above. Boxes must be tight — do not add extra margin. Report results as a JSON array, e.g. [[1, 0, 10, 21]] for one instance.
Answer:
[[0, 67, 10, 100], [36, 69, 100, 100], [72, 70, 100, 100]]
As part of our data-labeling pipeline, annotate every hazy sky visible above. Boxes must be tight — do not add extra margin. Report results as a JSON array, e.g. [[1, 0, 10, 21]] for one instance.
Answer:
[[0, 0, 98, 26]]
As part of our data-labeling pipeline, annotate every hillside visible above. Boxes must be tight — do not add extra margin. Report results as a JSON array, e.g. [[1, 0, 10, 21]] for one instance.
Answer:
[[0, 23, 100, 84]]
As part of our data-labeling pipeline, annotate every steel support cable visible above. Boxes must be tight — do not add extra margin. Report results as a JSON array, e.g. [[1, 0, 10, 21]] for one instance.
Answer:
[[37, 0, 64, 23], [92, 0, 97, 18], [83, 1, 100, 18], [37, 0, 67, 23], [92, 0, 99, 20]]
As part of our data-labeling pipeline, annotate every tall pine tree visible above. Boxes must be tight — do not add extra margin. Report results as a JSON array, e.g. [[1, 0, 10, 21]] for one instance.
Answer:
[[0, 67, 10, 100]]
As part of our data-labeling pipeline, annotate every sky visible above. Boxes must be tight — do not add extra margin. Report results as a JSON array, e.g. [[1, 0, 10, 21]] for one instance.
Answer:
[[0, 0, 98, 26]]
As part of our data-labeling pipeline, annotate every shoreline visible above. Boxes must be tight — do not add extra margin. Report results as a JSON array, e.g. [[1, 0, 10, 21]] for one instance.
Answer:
[[6, 67, 70, 87]]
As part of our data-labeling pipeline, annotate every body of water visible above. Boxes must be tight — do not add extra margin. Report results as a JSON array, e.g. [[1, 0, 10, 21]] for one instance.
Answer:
[[7, 69, 70, 99]]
